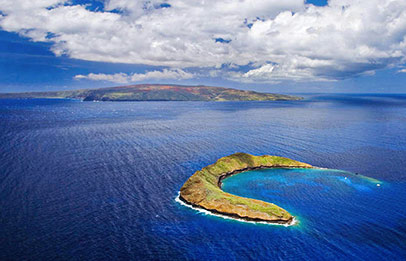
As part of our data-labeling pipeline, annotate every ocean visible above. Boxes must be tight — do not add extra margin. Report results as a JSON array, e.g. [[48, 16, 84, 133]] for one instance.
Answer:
[[1, 94, 406, 260]]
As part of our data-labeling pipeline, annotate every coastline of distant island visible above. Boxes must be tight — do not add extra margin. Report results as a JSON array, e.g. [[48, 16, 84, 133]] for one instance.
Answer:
[[0, 84, 302, 102]]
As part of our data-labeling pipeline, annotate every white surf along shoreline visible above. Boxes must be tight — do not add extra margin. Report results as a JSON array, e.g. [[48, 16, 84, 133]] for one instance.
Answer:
[[175, 193, 298, 227], [175, 166, 383, 226]]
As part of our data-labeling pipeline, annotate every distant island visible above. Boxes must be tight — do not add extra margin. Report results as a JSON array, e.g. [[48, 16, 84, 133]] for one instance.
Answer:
[[0, 84, 302, 102], [179, 153, 313, 225]]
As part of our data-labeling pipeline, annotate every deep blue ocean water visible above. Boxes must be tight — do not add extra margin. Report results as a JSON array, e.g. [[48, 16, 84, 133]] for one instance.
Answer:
[[1, 94, 406, 260]]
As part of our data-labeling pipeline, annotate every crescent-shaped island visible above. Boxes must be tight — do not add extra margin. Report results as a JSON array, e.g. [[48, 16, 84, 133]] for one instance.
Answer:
[[179, 153, 313, 225]]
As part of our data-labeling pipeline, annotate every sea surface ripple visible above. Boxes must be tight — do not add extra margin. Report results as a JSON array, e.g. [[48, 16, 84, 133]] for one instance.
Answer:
[[1, 94, 406, 260]]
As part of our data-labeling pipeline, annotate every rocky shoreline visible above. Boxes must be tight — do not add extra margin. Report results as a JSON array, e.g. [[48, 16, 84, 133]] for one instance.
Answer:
[[176, 193, 298, 226], [179, 153, 313, 225]]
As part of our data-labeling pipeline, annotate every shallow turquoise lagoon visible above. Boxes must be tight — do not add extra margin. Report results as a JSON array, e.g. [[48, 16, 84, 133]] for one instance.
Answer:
[[222, 168, 385, 228]]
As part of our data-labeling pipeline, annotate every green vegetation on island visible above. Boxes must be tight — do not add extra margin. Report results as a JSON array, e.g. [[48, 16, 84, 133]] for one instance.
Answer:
[[179, 153, 313, 224], [0, 84, 302, 101]]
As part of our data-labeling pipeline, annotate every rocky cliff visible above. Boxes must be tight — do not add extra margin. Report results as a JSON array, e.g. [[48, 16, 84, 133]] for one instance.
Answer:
[[179, 153, 313, 224]]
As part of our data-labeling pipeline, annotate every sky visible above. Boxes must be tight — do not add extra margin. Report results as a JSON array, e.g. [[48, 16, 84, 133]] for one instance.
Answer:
[[1, 0, 406, 93]]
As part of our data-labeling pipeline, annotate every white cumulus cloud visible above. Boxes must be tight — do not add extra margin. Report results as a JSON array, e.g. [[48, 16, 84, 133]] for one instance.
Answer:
[[74, 68, 194, 83], [1, 0, 406, 82]]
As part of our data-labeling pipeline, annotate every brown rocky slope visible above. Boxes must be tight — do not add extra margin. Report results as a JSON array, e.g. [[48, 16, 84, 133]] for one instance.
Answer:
[[179, 153, 313, 224]]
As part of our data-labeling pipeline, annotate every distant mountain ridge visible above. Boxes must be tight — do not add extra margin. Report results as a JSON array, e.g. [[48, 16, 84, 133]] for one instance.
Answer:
[[0, 84, 302, 101]]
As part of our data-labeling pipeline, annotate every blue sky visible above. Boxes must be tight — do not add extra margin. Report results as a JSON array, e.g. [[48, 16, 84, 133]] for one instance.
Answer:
[[1, 0, 406, 93]]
